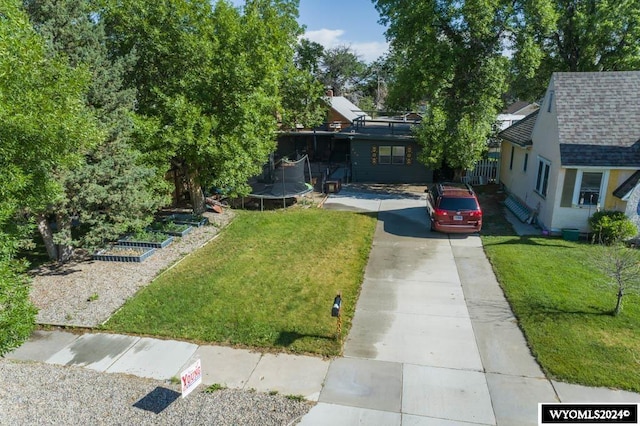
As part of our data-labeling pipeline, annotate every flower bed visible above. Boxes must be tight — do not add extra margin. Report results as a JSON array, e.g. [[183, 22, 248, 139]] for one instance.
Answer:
[[118, 231, 174, 249], [166, 214, 209, 228], [147, 221, 193, 237], [93, 245, 156, 262]]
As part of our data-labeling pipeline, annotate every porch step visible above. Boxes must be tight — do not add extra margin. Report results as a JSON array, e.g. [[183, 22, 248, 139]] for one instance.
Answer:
[[504, 195, 533, 223], [329, 166, 350, 182]]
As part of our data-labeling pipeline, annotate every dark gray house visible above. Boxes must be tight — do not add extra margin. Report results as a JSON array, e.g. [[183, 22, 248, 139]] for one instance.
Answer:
[[277, 95, 432, 185]]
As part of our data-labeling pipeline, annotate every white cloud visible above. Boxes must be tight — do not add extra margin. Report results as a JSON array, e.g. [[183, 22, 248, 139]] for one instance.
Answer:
[[350, 41, 389, 63], [304, 29, 345, 48], [303, 29, 388, 63]]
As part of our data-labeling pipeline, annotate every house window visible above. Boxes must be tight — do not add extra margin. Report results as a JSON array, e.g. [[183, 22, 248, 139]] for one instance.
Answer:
[[535, 157, 551, 197], [379, 146, 405, 165], [523, 153, 528, 172], [392, 146, 405, 164], [572, 170, 606, 206], [509, 146, 514, 170]]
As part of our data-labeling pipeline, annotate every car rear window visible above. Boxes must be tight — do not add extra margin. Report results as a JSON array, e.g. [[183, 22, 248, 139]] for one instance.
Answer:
[[438, 197, 479, 211]]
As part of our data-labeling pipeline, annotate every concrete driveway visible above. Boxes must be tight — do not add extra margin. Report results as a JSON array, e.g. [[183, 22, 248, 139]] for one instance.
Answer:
[[301, 185, 639, 425]]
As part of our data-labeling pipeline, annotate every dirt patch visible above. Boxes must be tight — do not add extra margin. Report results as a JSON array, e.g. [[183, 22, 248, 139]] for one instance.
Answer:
[[474, 184, 514, 236]]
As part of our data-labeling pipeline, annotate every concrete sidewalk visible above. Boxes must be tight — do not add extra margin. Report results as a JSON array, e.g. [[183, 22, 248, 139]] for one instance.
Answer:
[[7, 330, 329, 400], [7, 185, 640, 425]]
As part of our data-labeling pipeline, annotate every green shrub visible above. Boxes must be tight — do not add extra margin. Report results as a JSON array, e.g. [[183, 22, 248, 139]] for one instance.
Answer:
[[149, 221, 189, 233], [588, 210, 637, 245]]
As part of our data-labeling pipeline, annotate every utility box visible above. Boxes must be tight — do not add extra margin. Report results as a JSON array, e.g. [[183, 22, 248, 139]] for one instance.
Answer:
[[562, 228, 580, 241]]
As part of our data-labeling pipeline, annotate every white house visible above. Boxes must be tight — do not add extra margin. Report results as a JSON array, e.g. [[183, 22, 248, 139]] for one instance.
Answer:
[[498, 72, 640, 234], [497, 101, 539, 131]]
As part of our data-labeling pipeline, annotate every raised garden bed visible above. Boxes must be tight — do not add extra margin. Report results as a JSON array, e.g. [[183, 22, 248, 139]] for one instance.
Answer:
[[166, 214, 209, 228], [118, 231, 174, 249], [147, 221, 193, 238], [93, 245, 156, 262]]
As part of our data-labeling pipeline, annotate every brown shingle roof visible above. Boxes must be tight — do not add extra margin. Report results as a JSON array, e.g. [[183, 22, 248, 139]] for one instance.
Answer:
[[498, 110, 538, 147]]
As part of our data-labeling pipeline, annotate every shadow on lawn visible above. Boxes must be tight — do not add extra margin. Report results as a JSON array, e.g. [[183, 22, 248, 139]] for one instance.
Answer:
[[274, 330, 337, 348], [482, 235, 573, 249], [526, 300, 613, 317]]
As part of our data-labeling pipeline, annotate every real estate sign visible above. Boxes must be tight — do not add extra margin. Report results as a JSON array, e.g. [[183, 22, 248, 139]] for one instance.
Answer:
[[180, 359, 202, 398]]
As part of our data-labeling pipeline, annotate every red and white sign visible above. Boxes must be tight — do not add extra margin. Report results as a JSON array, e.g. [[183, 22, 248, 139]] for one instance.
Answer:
[[180, 359, 202, 398]]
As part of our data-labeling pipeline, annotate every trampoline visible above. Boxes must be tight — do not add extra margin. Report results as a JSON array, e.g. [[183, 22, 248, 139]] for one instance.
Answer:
[[247, 155, 314, 210]]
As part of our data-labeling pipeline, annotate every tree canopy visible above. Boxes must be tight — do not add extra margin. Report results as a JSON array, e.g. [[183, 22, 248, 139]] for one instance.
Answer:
[[510, 0, 640, 100], [0, 0, 102, 354], [374, 0, 512, 177], [374, 0, 640, 176], [100, 0, 305, 211], [24, 0, 170, 258]]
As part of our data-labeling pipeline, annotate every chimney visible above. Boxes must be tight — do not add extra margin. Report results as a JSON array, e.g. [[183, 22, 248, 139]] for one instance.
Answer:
[[325, 88, 334, 97]]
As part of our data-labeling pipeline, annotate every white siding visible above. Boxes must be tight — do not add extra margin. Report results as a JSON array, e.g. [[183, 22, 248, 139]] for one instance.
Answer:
[[503, 78, 562, 231], [499, 142, 531, 200]]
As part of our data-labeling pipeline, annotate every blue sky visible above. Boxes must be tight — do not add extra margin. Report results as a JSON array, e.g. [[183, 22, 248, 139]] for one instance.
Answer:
[[229, 0, 388, 63]]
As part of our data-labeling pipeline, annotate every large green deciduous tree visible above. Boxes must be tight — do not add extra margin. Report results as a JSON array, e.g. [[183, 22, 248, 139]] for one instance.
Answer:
[[0, 0, 100, 354], [279, 38, 328, 131], [101, 0, 304, 212], [511, 0, 640, 100], [25, 0, 170, 257], [279, 64, 328, 131], [374, 0, 513, 178], [320, 45, 368, 101]]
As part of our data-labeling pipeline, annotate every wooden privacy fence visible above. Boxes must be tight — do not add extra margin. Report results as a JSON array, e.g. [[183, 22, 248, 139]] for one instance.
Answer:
[[463, 158, 498, 185]]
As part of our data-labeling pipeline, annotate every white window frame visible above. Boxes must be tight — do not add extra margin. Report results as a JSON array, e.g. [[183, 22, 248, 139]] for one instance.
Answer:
[[572, 169, 609, 207], [535, 157, 551, 197]]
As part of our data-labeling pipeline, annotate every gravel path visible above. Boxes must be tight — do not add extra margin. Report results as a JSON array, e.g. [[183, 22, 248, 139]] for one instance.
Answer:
[[0, 359, 312, 425], [29, 210, 235, 328]]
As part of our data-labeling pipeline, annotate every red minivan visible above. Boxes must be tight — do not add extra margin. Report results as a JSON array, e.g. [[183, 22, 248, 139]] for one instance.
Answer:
[[427, 183, 483, 233]]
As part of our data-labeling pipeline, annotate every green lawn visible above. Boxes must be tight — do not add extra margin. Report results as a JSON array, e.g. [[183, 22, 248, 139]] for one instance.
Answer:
[[476, 183, 640, 392], [102, 184, 640, 391], [483, 236, 640, 392], [103, 208, 377, 356]]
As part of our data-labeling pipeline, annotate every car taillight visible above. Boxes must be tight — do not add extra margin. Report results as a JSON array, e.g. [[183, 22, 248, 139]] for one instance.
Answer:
[[469, 210, 482, 217], [435, 208, 448, 216]]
